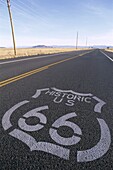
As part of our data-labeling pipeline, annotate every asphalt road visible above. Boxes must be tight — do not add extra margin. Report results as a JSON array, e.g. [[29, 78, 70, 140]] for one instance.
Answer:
[[0, 49, 113, 170]]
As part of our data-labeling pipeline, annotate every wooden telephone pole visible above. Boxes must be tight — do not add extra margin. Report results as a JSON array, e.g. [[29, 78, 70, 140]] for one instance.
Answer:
[[86, 37, 88, 47], [6, 0, 16, 56]]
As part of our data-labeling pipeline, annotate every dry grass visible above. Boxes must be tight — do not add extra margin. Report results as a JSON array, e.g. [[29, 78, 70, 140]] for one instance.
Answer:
[[0, 48, 89, 60], [105, 48, 113, 53]]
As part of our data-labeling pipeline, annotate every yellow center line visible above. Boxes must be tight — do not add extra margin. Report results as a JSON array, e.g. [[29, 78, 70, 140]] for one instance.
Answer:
[[0, 67, 49, 87], [0, 66, 48, 85], [0, 51, 92, 88]]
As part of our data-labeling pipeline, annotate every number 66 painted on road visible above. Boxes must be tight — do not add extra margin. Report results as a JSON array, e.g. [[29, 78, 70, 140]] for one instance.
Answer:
[[2, 101, 111, 162]]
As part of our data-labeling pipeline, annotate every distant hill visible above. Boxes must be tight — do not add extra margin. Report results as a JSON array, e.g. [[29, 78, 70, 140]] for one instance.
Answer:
[[32, 45, 113, 49], [93, 45, 113, 49], [32, 45, 88, 48], [32, 45, 52, 48]]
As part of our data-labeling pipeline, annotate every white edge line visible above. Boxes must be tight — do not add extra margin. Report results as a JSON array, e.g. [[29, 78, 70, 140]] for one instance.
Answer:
[[100, 50, 113, 62], [0, 50, 92, 65], [0, 52, 69, 65]]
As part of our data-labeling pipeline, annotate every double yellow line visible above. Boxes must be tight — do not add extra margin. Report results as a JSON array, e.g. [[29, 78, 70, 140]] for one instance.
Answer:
[[0, 51, 92, 88]]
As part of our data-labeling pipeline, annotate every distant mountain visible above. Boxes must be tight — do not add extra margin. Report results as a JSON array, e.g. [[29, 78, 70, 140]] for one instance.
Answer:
[[32, 45, 113, 49], [32, 45, 89, 48], [32, 45, 51, 48], [51, 45, 75, 48], [93, 45, 113, 49]]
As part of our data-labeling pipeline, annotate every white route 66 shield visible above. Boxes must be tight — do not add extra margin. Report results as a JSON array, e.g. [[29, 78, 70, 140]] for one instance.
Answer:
[[2, 87, 111, 162]]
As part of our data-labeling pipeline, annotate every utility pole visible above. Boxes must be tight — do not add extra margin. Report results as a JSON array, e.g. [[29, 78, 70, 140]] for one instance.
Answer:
[[76, 31, 78, 49], [86, 37, 88, 48], [6, 0, 16, 56]]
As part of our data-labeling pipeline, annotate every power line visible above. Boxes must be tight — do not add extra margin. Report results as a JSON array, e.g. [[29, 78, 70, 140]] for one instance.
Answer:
[[11, 0, 49, 25]]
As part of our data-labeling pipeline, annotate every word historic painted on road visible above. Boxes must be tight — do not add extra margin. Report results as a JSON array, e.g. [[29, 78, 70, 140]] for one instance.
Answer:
[[44, 88, 92, 106], [2, 87, 111, 163]]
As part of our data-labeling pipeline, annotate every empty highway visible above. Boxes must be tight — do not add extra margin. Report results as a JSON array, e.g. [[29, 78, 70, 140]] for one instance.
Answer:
[[0, 49, 113, 170]]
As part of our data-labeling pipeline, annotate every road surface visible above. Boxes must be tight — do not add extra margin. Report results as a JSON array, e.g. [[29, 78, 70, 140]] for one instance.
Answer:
[[0, 49, 113, 170]]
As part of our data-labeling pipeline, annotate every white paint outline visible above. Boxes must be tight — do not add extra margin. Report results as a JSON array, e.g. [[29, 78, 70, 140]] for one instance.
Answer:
[[93, 96, 106, 113], [2, 87, 109, 162], [77, 118, 111, 162], [32, 88, 106, 113], [2, 100, 29, 130], [52, 87, 93, 97], [18, 106, 48, 132], [100, 51, 113, 62], [9, 129, 70, 160], [32, 88, 49, 98], [32, 87, 92, 98], [50, 112, 82, 146]]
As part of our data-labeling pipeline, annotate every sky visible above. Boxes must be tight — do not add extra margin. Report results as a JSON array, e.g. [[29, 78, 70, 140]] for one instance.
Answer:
[[0, 0, 113, 47]]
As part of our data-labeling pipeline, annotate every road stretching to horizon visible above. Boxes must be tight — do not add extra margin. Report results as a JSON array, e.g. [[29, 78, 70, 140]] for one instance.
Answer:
[[0, 49, 113, 170]]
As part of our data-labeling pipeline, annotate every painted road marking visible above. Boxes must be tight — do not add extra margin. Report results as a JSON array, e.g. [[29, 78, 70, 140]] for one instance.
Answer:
[[18, 106, 48, 132], [10, 129, 70, 159], [49, 112, 82, 146], [77, 118, 111, 162], [2, 100, 29, 130], [0, 50, 92, 65], [100, 50, 113, 62], [2, 87, 111, 162], [0, 66, 49, 88], [33, 88, 106, 112], [0, 52, 70, 65], [0, 51, 92, 88]]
